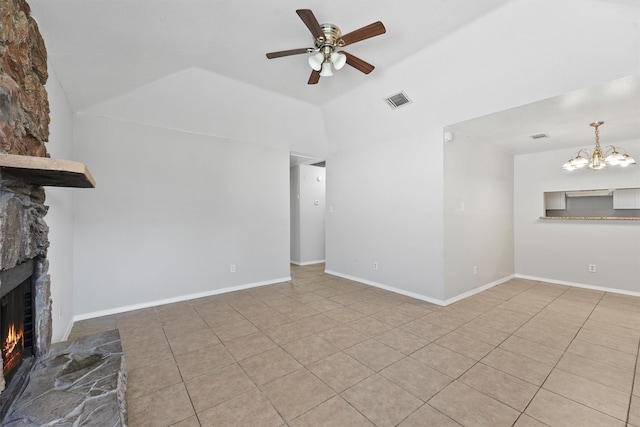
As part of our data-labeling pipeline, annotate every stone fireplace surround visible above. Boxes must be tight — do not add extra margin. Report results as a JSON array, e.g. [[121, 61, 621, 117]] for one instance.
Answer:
[[0, 0, 126, 424]]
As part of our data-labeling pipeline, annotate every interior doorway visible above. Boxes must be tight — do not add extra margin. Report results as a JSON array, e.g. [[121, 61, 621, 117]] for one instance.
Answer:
[[289, 153, 326, 267]]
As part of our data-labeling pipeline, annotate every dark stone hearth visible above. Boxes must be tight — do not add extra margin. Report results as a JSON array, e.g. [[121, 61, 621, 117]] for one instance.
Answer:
[[2, 330, 127, 426]]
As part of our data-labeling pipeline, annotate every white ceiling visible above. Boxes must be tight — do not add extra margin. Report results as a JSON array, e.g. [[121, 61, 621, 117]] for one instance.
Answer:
[[28, 0, 640, 157], [28, 0, 510, 110]]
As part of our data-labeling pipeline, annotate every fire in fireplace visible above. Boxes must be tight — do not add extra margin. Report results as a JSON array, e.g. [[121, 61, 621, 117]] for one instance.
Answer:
[[0, 260, 35, 388]]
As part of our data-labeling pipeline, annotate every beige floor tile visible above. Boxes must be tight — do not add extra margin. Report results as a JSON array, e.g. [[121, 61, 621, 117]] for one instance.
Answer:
[[630, 394, 640, 427], [262, 321, 313, 345], [499, 335, 564, 366], [212, 318, 259, 342], [175, 344, 235, 380], [249, 312, 292, 330], [240, 346, 302, 385], [200, 309, 245, 327], [454, 321, 510, 346], [197, 388, 284, 427], [380, 357, 452, 401], [123, 339, 174, 370], [370, 307, 416, 327], [566, 339, 637, 371], [296, 313, 341, 333], [512, 414, 549, 427], [342, 374, 423, 427], [397, 404, 462, 427], [282, 334, 339, 365], [475, 307, 532, 334], [458, 363, 538, 411], [410, 343, 475, 379], [128, 382, 195, 427], [555, 352, 634, 393], [289, 395, 375, 427], [127, 358, 183, 399], [576, 324, 640, 355], [589, 305, 640, 331], [119, 323, 166, 351], [542, 369, 629, 421], [513, 323, 576, 351], [318, 324, 369, 349], [394, 302, 435, 319], [305, 297, 344, 312], [420, 311, 469, 330], [116, 307, 160, 326], [481, 348, 552, 386], [400, 318, 450, 342], [165, 327, 221, 356], [308, 351, 374, 392], [375, 328, 428, 354], [428, 381, 520, 427], [260, 368, 335, 421], [224, 331, 278, 361], [185, 363, 256, 413], [349, 316, 393, 337], [525, 388, 626, 427], [435, 331, 495, 360], [324, 306, 367, 323], [171, 415, 201, 427], [345, 339, 404, 371]]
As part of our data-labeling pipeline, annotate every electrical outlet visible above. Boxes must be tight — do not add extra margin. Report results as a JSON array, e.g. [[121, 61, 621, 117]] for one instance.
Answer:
[[589, 264, 596, 273], [473, 265, 478, 275], [373, 261, 378, 270], [230, 264, 236, 273]]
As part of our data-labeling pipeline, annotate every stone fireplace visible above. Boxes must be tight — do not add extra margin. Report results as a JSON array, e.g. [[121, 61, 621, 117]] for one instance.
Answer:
[[0, 0, 126, 424], [0, 0, 54, 392]]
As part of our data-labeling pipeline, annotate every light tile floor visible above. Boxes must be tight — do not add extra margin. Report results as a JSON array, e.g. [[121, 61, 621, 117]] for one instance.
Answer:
[[69, 264, 640, 426]]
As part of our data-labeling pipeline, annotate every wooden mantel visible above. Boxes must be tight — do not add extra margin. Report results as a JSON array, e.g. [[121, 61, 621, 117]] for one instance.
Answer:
[[0, 154, 96, 188]]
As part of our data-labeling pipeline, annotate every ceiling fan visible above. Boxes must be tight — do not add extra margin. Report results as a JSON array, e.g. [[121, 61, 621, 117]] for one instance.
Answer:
[[266, 9, 386, 85]]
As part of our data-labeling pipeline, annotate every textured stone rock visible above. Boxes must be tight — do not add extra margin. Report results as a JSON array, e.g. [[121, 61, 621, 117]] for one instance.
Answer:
[[0, 0, 49, 156], [0, 180, 49, 270], [2, 330, 128, 426]]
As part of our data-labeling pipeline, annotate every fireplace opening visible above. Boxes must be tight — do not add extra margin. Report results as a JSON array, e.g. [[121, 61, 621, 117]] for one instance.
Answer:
[[1, 279, 34, 385], [0, 260, 35, 390]]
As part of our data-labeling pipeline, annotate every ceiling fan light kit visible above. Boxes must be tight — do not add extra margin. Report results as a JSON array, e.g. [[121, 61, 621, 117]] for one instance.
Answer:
[[562, 121, 636, 171], [266, 9, 386, 84]]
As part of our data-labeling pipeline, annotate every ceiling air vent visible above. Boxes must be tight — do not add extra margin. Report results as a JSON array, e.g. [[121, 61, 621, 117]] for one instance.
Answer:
[[530, 133, 549, 140], [385, 91, 412, 109]]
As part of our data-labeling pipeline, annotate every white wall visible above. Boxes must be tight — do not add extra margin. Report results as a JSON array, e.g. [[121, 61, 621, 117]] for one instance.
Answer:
[[290, 166, 301, 263], [290, 165, 325, 265], [44, 65, 76, 341], [323, 0, 639, 303], [514, 142, 640, 294], [72, 115, 291, 317], [443, 132, 514, 300]]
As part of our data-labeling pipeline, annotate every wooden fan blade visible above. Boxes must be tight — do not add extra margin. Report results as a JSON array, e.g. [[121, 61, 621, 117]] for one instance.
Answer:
[[266, 48, 310, 59], [340, 21, 386, 46], [342, 51, 375, 74], [296, 9, 325, 40], [308, 70, 320, 85]]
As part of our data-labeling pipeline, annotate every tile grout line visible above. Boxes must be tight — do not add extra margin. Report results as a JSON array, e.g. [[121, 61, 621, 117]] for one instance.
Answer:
[[627, 335, 640, 426]]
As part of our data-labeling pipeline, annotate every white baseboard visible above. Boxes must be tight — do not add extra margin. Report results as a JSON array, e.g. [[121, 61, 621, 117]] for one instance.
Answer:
[[325, 270, 448, 306], [72, 276, 291, 322], [325, 270, 515, 307], [290, 260, 326, 266], [515, 274, 640, 298]]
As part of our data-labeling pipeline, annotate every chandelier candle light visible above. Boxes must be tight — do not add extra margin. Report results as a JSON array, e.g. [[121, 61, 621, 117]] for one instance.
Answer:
[[562, 121, 636, 171]]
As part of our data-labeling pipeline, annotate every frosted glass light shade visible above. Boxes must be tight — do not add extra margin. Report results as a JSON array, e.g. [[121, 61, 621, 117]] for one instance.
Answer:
[[308, 53, 324, 71], [319, 62, 333, 77], [331, 52, 346, 70]]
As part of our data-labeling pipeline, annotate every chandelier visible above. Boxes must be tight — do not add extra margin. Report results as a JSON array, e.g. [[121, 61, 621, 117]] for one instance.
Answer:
[[562, 121, 636, 171]]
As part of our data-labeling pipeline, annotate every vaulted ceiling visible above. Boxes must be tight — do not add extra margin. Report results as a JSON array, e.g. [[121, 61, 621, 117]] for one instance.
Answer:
[[29, 0, 640, 157]]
